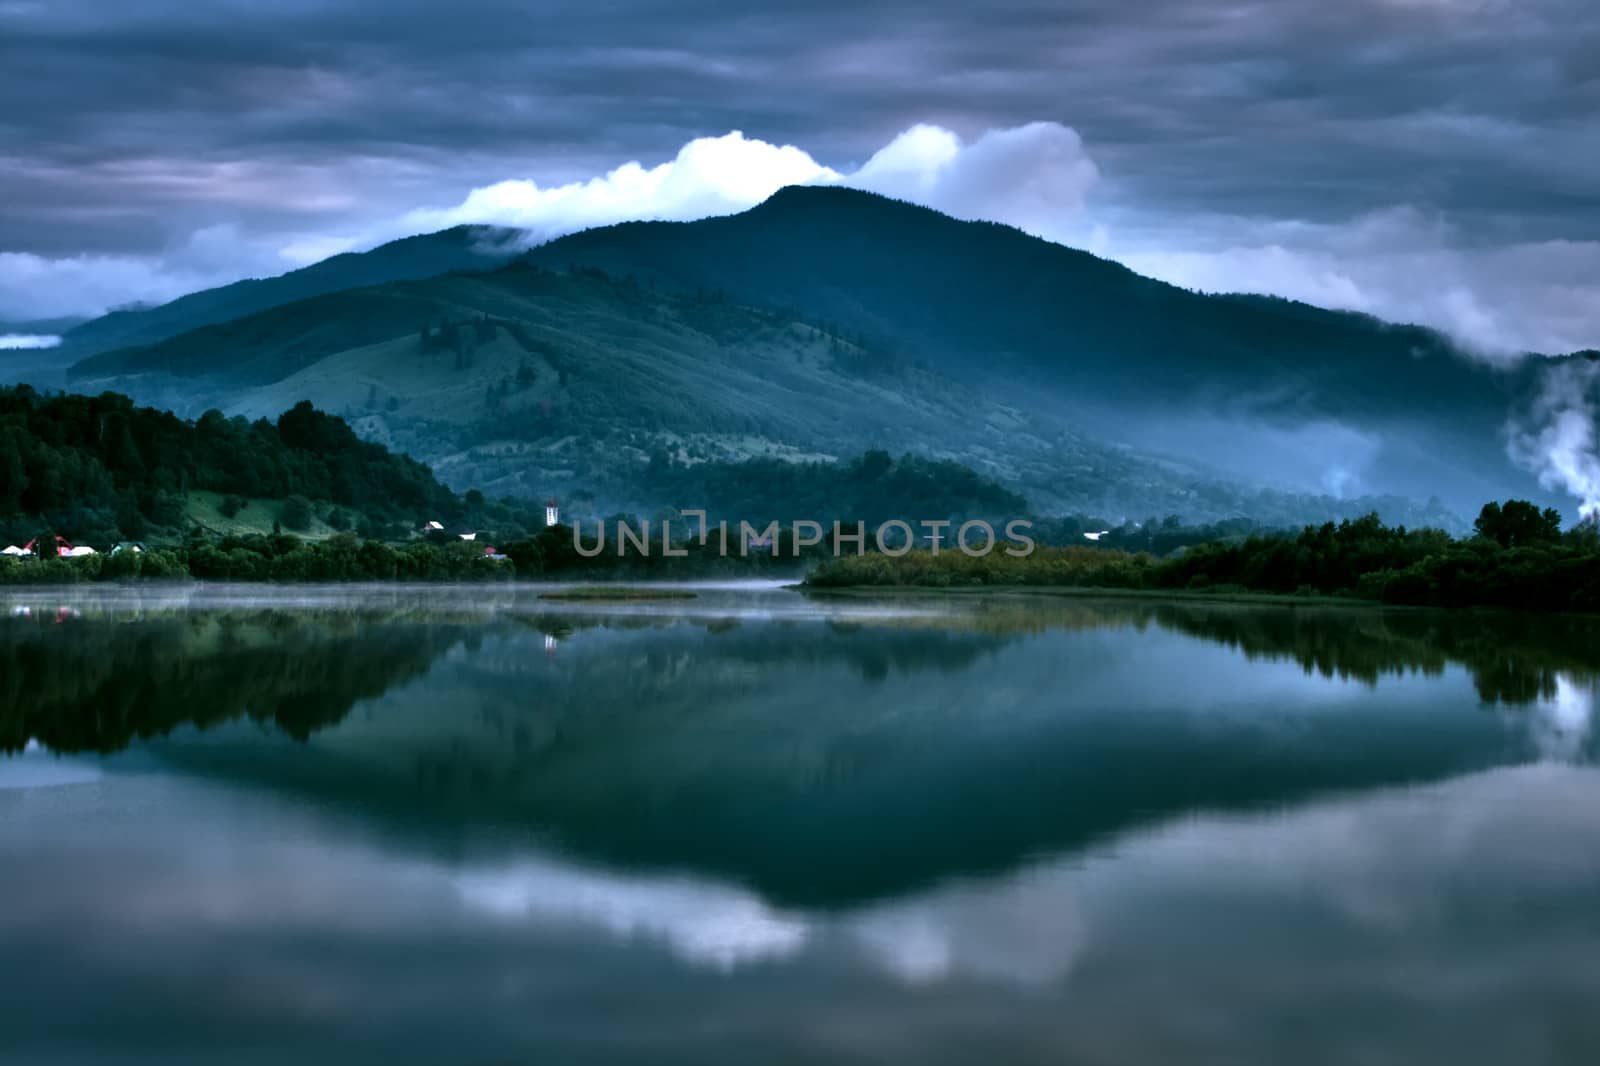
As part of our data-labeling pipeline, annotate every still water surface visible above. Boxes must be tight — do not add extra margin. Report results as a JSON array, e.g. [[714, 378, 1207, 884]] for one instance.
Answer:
[[3, 584, 1600, 1064]]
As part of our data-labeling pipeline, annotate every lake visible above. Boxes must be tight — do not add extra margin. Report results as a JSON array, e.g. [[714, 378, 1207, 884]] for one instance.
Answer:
[[3, 583, 1599, 1065]]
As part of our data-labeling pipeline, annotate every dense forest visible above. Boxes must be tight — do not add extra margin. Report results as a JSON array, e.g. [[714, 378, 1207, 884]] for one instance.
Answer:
[[633, 449, 1027, 527], [8, 383, 1600, 611], [0, 386, 463, 545], [807, 501, 1600, 613]]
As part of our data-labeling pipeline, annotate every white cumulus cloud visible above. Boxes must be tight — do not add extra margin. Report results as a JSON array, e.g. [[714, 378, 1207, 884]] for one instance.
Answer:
[[398, 121, 1100, 249], [401, 130, 842, 241], [853, 122, 1101, 243]]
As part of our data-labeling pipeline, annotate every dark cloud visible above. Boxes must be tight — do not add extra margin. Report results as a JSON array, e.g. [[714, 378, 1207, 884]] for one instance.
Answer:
[[0, 0, 1597, 344]]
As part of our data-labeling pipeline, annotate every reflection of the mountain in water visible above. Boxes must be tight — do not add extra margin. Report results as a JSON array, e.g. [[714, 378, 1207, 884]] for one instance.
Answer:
[[3, 755, 1598, 1066], [11, 594, 1600, 754], [9, 591, 1593, 910]]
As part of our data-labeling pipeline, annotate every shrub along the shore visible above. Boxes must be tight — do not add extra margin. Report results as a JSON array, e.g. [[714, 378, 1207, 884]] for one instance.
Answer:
[[0, 533, 511, 584], [0, 521, 818, 584], [806, 502, 1600, 613], [8, 500, 1600, 612]]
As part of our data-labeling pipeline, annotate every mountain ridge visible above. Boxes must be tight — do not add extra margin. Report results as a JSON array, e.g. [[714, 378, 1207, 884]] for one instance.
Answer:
[[58, 186, 1580, 522], [56, 225, 521, 360]]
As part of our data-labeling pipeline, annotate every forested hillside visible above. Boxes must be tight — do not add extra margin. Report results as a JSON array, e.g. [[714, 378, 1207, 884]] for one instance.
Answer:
[[66, 256, 1469, 529], [0, 387, 461, 545], [636, 450, 1028, 526], [525, 186, 1561, 516], [809, 500, 1600, 613], [50, 188, 1590, 527]]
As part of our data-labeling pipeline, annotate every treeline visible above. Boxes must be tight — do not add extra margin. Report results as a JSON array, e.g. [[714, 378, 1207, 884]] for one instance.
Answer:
[[0, 524, 809, 584], [0, 532, 512, 584], [807, 500, 1600, 613], [1029, 513, 1269, 553], [0, 387, 462, 544], [635, 449, 1028, 527]]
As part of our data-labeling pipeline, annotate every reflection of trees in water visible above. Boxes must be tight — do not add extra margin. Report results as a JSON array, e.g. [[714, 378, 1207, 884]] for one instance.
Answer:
[[142, 600, 1557, 910], [18, 596, 1593, 909], [0, 608, 1013, 758], [509, 613, 1013, 681], [1137, 603, 1600, 706], [12, 599, 1600, 758], [0, 611, 464, 753], [796, 594, 1600, 706], [810, 594, 1600, 705]]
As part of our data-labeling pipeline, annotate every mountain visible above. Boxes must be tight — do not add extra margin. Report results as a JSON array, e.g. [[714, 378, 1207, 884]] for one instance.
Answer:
[[522, 186, 1569, 516], [70, 260, 1279, 521], [64, 187, 1576, 524], [527, 187, 1493, 408], [54, 225, 520, 361]]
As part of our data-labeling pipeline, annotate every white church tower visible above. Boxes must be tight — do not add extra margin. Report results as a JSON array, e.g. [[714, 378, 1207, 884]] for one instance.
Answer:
[[545, 498, 560, 527]]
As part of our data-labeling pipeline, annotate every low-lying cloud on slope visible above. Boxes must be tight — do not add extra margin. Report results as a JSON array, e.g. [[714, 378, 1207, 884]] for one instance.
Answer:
[[0, 333, 62, 350]]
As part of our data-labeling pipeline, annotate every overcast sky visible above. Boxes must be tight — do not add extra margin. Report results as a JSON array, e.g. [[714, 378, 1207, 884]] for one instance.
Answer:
[[1, 0, 1597, 353]]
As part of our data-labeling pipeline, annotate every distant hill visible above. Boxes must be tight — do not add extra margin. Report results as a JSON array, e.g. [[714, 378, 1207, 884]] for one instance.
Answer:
[[55, 225, 521, 360]]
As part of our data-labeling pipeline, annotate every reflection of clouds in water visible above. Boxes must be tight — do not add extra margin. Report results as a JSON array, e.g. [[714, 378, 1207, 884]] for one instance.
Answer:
[[456, 862, 808, 970], [455, 765, 1600, 987], [851, 871, 1086, 984], [7, 764, 1600, 1065], [454, 860, 1090, 983], [13, 746, 1597, 993], [56, 763, 1600, 989], [1529, 673, 1595, 762], [454, 851, 1093, 983], [1052, 764, 1600, 940]]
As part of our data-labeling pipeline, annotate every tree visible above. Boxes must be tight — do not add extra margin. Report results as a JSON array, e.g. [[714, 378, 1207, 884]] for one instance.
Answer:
[[281, 495, 314, 532], [1474, 500, 1562, 548], [0, 433, 25, 514], [855, 449, 893, 481]]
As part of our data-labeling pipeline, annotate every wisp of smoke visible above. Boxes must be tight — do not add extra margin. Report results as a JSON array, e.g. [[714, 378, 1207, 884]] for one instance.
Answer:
[[1508, 358, 1600, 519]]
